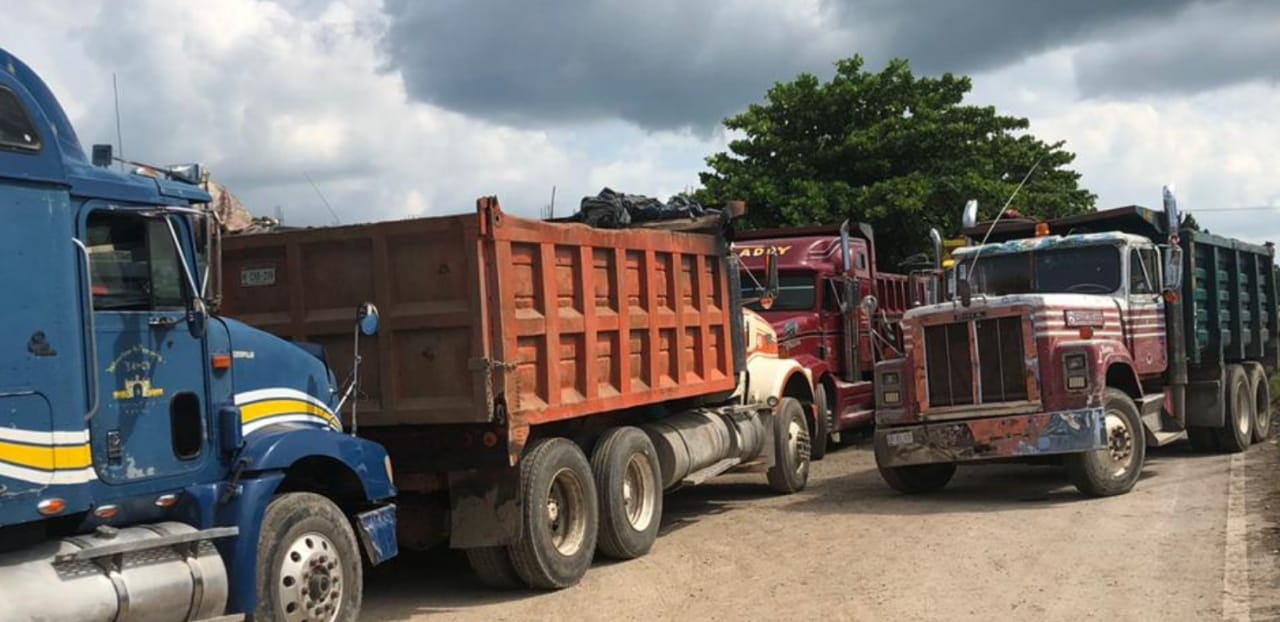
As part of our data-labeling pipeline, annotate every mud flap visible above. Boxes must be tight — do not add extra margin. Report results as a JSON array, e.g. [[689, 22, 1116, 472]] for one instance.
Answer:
[[356, 503, 398, 566], [448, 468, 522, 548]]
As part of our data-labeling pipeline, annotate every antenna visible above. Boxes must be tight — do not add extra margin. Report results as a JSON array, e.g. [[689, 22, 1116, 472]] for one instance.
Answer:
[[963, 154, 1046, 277], [304, 172, 341, 226], [112, 73, 124, 172]]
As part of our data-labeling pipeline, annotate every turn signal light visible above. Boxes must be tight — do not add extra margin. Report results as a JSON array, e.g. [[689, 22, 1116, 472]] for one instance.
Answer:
[[37, 498, 67, 516], [1035, 222, 1050, 237], [211, 354, 232, 370], [1078, 326, 1094, 339], [93, 505, 120, 519], [1164, 290, 1179, 304], [155, 493, 180, 508]]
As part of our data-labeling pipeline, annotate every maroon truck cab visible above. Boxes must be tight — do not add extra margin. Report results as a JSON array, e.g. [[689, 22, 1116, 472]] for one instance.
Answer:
[[736, 223, 933, 455]]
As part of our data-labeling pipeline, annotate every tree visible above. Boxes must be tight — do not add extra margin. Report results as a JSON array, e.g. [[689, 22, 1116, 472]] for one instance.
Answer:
[[699, 56, 1096, 269]]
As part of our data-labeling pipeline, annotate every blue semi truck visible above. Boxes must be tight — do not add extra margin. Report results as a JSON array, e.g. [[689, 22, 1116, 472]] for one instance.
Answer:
[[0, 48, 396, 620]]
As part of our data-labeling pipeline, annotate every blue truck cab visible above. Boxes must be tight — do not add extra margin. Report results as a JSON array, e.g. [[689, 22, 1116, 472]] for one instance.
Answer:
[[0, 48, 395, 621]]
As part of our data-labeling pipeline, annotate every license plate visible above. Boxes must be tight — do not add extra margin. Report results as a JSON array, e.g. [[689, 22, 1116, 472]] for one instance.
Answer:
[[240, 267, 277, 287], [886, 431, 915, 447]]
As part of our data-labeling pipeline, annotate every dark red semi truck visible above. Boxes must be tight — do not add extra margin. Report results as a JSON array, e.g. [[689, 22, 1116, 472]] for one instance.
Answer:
[[736, 223, 940, 458]]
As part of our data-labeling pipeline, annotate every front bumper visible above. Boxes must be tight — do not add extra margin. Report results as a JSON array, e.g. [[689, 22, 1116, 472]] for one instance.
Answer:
[[874, 408, 1106, 468]]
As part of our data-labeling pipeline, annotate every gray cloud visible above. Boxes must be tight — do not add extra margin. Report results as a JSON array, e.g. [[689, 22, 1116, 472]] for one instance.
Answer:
[[379, 0, 1200, 130], [1074, 1, 1280, 98]]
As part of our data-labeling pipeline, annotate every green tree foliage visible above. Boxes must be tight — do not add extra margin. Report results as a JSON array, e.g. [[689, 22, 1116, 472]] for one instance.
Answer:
[[699, 56, 1096, 269]]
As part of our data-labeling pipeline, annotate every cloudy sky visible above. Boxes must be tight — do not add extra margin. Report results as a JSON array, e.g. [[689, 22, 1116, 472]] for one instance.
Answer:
[[4, 1, 1278, 242]]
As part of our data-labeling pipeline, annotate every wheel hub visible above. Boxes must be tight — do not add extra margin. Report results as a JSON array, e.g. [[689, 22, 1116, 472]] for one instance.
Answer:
[[1103, 412, 1134, 477], [622, 452, 656, 531], [546, 467, 587, 556], [278, 532, 342, 622]]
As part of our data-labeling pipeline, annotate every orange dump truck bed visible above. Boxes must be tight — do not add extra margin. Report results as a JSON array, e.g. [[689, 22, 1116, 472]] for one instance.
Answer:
[[221, 197, 740, 464]]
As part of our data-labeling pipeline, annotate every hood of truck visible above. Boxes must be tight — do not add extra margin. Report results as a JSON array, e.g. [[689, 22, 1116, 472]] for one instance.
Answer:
[[223, 319, 344, 436], [904, 293, 1119, 322]]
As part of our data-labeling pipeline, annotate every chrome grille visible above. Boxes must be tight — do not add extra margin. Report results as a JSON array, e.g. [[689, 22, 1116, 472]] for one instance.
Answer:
[[924, 316, 1027, 408]]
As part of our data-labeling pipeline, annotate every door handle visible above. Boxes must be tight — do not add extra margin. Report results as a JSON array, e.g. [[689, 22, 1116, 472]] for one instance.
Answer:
[[149, 316, 179, 328]]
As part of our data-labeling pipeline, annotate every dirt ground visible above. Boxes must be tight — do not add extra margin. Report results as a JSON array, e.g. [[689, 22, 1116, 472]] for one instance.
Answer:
[[363, 434, 1280, 621]]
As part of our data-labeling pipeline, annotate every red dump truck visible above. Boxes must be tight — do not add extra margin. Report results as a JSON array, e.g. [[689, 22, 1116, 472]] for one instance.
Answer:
[[220, 197, 816, 589], [873, 188, 1277, 497], [734, 223, 939, 458]]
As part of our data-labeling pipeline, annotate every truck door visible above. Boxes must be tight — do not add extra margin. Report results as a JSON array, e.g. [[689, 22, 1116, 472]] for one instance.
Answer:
[[81, 207, 211, 484], [1126, 246, 1167, 376]]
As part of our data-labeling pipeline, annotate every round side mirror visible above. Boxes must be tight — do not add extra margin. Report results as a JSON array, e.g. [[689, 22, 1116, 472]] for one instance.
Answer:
[[357, 302, 380, 336], [859, 295, 878, 316]]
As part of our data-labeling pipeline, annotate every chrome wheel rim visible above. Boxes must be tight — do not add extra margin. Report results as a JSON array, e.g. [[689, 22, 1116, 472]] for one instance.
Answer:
[[788, 413, 811, 478], [1103, 411, 1135, 478], [278, 532, 343, 622], [623, 452, 657, 531], [546, 467, 588, 556], [1236, 383, 1252, 438]]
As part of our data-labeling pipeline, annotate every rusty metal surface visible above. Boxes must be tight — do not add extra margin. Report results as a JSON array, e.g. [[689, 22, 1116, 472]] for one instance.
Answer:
[[221, 197, 738, 460], [874, 408, 1106, 468]]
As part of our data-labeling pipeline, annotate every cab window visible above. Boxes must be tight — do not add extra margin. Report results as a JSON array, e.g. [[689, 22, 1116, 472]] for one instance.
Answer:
[[86, 213, 187, 310], [0, 87, 40, 152], [1129, 247, 1160, 295]]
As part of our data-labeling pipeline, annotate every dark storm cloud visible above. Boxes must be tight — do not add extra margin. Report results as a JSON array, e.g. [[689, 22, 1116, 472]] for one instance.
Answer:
[[379, 0, 1203, 130], [1073, 1, 1280, 98]]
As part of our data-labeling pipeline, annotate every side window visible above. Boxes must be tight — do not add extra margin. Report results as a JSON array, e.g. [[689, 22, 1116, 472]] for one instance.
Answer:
[[1129, 248, 1159, 295], [857, 252, 868, 271], [823, 279, 841, 312], [86, 213, 186, 310], [0, 87, 40, 152], [1142, 247, 1161, 292]]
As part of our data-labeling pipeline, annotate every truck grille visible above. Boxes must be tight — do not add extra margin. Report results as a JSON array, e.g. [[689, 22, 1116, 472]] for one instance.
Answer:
[[923, 316, 1028, 408]]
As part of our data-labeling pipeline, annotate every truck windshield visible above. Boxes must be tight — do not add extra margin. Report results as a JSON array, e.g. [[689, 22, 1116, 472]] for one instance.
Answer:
[[742, 273, 816, 312], [966, 245, 1122, 295]]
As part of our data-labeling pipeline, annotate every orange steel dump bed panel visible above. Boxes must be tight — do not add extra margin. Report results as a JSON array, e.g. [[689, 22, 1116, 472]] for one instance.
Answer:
[[221, 197, 737, 433]]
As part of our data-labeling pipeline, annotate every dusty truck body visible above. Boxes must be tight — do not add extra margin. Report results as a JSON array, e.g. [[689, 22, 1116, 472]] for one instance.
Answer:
[[220, 197, 815, 588], [734, 223, 935, 457], [873, 189, 1278, 497]]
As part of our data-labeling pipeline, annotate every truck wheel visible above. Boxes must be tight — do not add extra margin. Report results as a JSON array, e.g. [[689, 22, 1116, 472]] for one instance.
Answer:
[[1217, 364, 1253, 452], [766, 397, 811, 494], [1065, 388, 1144, 497], [508, 438, 599, 589], [876, 462, 956, 494], [591, 427, 662, 560], [465, 547, 522, 588], [1245, 362, 1272, 442], [254, 492, 362, 622], [810, 385, 831, 461]]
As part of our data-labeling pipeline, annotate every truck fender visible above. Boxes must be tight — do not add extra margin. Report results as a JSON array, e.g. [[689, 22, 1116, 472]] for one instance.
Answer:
[[745, 355, 815, 421], [786, 353, 833, 383], [1094, 345, 1142, 401], [239, 426, 397, 503]]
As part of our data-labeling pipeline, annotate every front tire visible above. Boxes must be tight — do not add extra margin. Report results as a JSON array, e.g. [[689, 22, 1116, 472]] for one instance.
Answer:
[[1065, 388, 1144, 497], [877, 462, 956, 494], [766, 397, 811, 494], [1218, 364, 1253, 452], [1245, 362, 1271, 443], [508, 438, 599, 589], [254, 492, 362, 622], [591, 427, 662, 560]]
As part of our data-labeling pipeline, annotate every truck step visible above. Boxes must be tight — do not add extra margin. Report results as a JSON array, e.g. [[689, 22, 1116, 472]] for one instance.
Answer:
[[1147, 429, 1186, 447], [680, 457, 742, 487]]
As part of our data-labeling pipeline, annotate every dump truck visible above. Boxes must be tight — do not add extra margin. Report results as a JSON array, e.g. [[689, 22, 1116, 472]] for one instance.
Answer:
[[873, 188, 1277, 497], [0, 47, 396, 621], [220, 198, 816, 588], [734, 222, 940, 458]]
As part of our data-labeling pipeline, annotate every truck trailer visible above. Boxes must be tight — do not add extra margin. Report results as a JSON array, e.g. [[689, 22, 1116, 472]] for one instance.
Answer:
[[0, 47, 396, 621], [220, 198, 816, 588], [873, 188, 1277, 497]]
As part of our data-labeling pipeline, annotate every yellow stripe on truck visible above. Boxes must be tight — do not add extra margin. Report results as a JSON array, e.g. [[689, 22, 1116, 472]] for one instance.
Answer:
[[0, 441, 92, 471], [240, 399, 340, 430]]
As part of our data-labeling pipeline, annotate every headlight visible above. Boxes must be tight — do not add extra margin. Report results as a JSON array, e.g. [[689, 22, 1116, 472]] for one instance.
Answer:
[[882, 372, 900, 387], [1063, 352, 1088, 391]]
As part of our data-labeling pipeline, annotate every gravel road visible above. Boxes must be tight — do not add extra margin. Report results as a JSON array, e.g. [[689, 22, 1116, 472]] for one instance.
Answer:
[[363, 435, 1280, 621]]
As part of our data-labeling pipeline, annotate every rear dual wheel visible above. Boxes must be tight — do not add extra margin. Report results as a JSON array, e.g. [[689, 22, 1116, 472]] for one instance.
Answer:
[[1190, 364, 1256, 454]]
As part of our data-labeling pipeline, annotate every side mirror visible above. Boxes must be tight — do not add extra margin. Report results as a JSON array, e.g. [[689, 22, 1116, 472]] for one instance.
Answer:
[[1161, 185, 1184, 291], [859, 294, 878, 317], [357, 302, 380, 336], [759, 248, 780, 310], [92, 144, 114, 168], [961, 199, 978, 230]]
